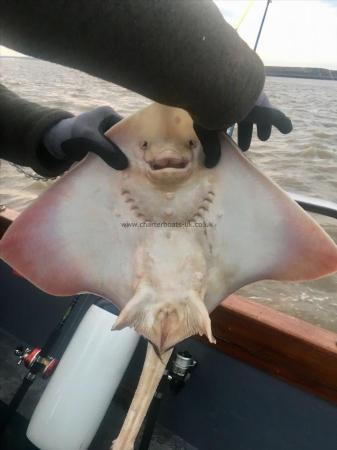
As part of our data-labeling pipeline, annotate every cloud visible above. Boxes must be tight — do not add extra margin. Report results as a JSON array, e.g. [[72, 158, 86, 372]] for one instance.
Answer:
[[0, 46, 25, 57], [214, 0, 337, 69]]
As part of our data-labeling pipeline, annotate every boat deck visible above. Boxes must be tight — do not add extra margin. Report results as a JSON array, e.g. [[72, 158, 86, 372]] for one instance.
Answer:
[[1, 208, 337, 450], [0, 328, 196, 450]]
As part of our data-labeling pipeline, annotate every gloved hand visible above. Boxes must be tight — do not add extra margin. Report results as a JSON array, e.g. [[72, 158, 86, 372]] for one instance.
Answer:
[[237, 92, 293, 151], [193, 123, 222, 169], [193, 92, 293, 167], [43, 106, 128, 170]]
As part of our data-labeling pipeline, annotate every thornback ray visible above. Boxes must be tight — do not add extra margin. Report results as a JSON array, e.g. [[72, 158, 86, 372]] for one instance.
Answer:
[[1, 103, 337, 449]]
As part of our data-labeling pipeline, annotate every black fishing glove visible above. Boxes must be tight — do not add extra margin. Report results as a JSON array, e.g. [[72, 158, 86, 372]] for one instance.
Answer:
[[194, 92, 293, 167], [237, 92, 293, 151], [43, 106, 128, 170], [193, 123, 222, 169]]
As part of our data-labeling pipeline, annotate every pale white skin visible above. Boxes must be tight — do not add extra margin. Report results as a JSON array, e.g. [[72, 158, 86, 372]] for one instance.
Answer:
[[1, 103, 337, 450]]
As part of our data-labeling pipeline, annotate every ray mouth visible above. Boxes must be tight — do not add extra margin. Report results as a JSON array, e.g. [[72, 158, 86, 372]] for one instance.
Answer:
[[148, 158, 190, 171]]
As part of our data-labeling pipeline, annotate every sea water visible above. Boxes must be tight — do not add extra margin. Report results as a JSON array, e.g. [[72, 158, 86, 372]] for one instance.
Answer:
[[1, 57, 336, 332]]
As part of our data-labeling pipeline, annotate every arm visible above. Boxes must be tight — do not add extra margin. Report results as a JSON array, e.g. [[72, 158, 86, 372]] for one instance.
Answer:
[[0, 83, 73, 176], [0, 0, 265, 130]]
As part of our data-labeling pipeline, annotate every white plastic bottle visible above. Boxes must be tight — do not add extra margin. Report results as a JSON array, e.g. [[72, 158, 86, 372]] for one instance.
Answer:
[[27, 304, 139, 450]]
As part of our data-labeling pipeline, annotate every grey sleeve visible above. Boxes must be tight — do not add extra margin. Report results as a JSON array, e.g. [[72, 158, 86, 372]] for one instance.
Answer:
[[0, 0, 265, 130], [0, 83, 73, 176]]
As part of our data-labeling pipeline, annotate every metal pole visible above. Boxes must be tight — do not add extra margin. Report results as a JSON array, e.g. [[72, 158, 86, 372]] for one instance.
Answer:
[[254, 0, 272, 51], [228, 0, 271, 138]]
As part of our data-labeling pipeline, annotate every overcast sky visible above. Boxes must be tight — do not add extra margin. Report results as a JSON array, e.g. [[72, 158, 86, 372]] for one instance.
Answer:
[[1, 0, 337, 69], [214, 0, 337, 69]]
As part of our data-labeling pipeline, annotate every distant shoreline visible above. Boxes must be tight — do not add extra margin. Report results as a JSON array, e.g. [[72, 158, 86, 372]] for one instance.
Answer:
[[1, 57, 336, 81], [0, 55, 35, 60], [265, 66, 337, 81]]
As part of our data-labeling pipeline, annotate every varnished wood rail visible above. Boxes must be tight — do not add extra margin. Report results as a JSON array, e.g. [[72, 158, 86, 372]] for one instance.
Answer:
[[207, 295, 337, 405]]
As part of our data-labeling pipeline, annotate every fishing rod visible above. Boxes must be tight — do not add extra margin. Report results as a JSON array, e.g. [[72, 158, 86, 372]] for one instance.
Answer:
[[138, 351, 197, 450], [0, 295, 81, 435], [228, 0, 271, 137], [254, 0, 272, 51]]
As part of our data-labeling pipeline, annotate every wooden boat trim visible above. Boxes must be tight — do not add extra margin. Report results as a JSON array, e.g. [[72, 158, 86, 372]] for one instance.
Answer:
[[1, 207, 337, 405], [0, 207, 19, 238], [206, 295, 337, 405]]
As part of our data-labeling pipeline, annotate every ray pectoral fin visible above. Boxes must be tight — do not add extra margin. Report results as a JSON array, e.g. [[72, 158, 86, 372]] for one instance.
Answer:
[[215, 135, 337, 297], [260, 180, 337, 282], [0, 154, 126, 302], [267, 202, 337, 282]]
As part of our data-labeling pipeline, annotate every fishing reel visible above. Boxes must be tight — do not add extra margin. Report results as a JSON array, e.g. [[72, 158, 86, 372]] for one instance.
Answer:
[[15, 345, 58, 379], [138, 350, 198, 449], [167, 350, 197, 393]]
